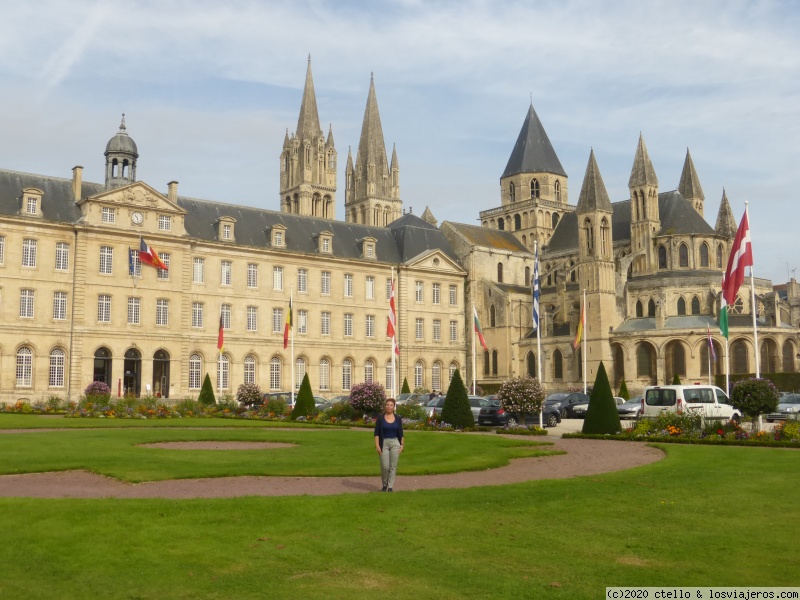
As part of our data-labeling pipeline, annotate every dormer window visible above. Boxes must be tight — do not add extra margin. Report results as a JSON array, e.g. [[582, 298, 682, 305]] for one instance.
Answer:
[[315, 230, 334, 254], [275, 231, 283, 246], [102, 207, 116, 224], [223, 224, 232, 240], [217, 217, 236, 242], [366, 244, 374, 258], [269, 224, 287, 247], [322, 238, 330, 252], [21, 188, 43, 218], [359, 236, 377, 260], [26, 197, 38, 215]]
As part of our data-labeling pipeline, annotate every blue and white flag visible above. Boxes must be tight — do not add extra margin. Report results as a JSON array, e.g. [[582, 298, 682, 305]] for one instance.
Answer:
[[532, 244, 540, 331]]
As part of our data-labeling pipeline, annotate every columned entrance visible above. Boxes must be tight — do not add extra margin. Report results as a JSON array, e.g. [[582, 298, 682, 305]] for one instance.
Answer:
[[123, 348, 142, 397], [93, 347, 112, 384], [153, 350, 170, 398]]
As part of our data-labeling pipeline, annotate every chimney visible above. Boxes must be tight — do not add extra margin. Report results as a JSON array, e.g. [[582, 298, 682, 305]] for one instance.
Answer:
[[167, 181, 178, 204], [72, 166, 83, 202]]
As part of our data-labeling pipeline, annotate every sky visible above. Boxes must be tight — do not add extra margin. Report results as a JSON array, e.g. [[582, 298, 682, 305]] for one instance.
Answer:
[[0, 0, 798, 285]]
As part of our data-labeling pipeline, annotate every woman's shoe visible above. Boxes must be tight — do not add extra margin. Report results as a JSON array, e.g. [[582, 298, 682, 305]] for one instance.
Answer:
[[387, 487, 393, 492], [381, 485, 387, 492]]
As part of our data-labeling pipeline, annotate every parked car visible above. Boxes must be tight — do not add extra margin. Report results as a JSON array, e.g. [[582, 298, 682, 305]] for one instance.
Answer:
[[641, 385, 742, 422], [617, 397, 643, 419], [766, 393, 800, 422], [259, 391, 294, 407], [395, 393, 427, 406], [545, 392, 590, 418], [328, 395, 350, 404], [571, 396, 625, 419], [425, 395, 487, 421], [478, 399, 561, 428]]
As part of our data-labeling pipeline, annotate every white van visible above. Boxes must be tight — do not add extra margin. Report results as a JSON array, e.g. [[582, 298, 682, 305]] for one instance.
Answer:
[[641, 385, 742, 422]]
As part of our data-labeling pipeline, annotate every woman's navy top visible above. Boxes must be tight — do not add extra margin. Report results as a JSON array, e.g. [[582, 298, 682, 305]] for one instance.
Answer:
[[374, 414, 404, 447]]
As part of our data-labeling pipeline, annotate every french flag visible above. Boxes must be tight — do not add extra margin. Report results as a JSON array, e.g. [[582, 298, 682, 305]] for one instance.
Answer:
[[139, 237, 167, 271]]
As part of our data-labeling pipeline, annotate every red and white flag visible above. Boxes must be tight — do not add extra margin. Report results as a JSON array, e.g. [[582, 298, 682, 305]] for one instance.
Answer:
[[138, 237, 168, 271], [387, 279, 400, 355], [721, 211, 753, 307]]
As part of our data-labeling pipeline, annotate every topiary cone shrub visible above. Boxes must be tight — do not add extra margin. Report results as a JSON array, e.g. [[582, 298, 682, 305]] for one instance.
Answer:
[[731, 377, 780, 432], [198, 374, 216, 406], [672, 373, 682, 385], [291, 374, 315, 420], [349, 381, 386, 416], [582, 362, 622, 435], [497, 376, 544, 426], [618, 379, 630, 400], [401, 378, 411, 394], [441, 369, 474, 429]]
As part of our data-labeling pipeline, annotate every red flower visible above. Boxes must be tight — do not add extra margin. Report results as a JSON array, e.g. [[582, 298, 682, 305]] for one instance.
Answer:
[[717, 429, 724, 435]]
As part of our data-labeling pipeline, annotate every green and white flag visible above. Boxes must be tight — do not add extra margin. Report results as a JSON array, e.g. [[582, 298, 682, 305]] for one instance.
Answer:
[[719, 299, 729, 339]]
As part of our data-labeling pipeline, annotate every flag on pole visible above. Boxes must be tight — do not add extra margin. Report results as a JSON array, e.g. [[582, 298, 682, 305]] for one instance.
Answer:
[[532, 245, 540, 331], [138, 237, 168, 271], [719, 297, 730, 339], [283, 297, 292, 349], [573, 302, 585, 350], [473, 306, 488, 351], [719, 211, 753, 338], [387, 279, 400, 355], [707, 325, 717, 362], [217, 314, 224, 352]]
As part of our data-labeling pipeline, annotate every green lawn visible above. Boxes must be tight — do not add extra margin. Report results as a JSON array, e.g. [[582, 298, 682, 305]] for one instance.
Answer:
[[0, 413, 327, 428], [0, 429, 798, 599]]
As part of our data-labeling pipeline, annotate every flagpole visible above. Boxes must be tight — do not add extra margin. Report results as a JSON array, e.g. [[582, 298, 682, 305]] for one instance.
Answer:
[[745, 202, 760, 379], [533, 241, 543, 428], [707, 330, 712, 386], [472, 302, 477, 396], [725, 337, 730, 396], [290, 288, 295, 406], [582, 289, 587, 395], [391, 267, 396, 399]]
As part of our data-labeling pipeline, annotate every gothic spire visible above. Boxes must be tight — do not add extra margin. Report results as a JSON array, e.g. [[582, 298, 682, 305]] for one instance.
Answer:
[[296, 57, 322, 142], [628, 133, 658, 188], [356, 74, 389, 171], [678, 148, 704, 202], [715, 189, 737, 239], [502, 103, 566, 179], [576, 149, 612, 212], [390, 143, 398, 170]]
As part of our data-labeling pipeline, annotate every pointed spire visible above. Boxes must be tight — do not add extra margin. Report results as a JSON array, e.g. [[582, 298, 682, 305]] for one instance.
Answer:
[[296, 58, 322, 142], [420, 206, 438, 226], [326, 123, 334, 147], [502, 103, 567, 179], [283, 128, 290, 146], [346, 146, 353, 169], [678, 148, 704, 202], [119, 113, 126, 131], [391, 143, 398, 169], [715, 188, 737, 239], [576, 149, 612, 212], [628, 133, 658, 188], [356, 74, 389, 171]]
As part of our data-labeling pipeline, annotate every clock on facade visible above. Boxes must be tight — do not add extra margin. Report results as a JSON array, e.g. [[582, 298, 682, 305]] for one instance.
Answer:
[[131, 212, 144, 225]]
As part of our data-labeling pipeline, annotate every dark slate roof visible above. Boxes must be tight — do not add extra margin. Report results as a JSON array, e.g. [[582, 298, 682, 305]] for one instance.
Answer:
[[0, 169, 102, 223], [444, 221, 529, 252], [496, 283, 531, 295], [546, 190, 716, 254], [501, 104, 567, 179], [389, 213, 461, 263], [105, 117, 138, 156]]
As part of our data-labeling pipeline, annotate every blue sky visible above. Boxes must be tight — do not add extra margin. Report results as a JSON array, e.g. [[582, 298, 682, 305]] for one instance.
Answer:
[[0, 0, 798, 284]]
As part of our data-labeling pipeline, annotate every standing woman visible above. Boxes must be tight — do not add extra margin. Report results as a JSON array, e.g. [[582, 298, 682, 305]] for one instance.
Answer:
[[374, 398, 404, 492]]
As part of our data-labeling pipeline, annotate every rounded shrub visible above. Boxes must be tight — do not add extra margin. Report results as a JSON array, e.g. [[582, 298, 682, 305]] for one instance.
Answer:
[[731, 377, 780, 420], [236, 382, 262, 407], [83, 381, 111, 401], [349, 381, 386, 415], [497, 376, 545, 422]]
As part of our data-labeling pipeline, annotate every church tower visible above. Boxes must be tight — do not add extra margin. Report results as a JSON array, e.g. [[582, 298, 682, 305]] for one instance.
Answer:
[[628, 134, 660, 275], [280, 58, 337, 219], [479, 103, 570, 252], [344, 75, 401, 225], [104, 115, 138, 190], [678, 148, 705, 218]]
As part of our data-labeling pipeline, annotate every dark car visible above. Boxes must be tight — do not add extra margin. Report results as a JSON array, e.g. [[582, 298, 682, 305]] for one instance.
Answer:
[[545, 392, 590, 418], [478, 399, 561, 428]]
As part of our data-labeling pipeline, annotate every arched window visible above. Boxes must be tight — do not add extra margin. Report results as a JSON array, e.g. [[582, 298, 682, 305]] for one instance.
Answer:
[[414, 360, 424, 389], [432, 362, 442, 391], [319, 358, 330, 390], [491, 350, 498, 376], [270, 357, 282, 391], [509, 182, 516, 202], [189, 354, 202, 390], [553, 349, 563, 380], [483, 350, 490, 376], [364, 359, 374, 384], [677, 297, 686, 315], [49, 348, 65, 387], [295, 358, 306, 390], [612, 344, 625, 389], [218, 354, 230, 390], [670, 342, 686, 377], [342, 359, 352, 391], [717, 244, 724, 268], [583, 218, 594, 253], [634, 193, 639, 220], [514, 214, 521, 230], [648, 299, 656, 317], [94, 347, 112, 384], [600, 217, 609, 255], [691, 296, 701, 315], [658, 245, 668, 269], [637, 343, 656, 380], [497, 262, 503, 283], [490, 304, 496, 327], [522, 234, 527, 247], [783, 341, 796, 372], [524, 266, 531, 287], [527, 351, 536, 378], [732, 340, 748, 374], [554, 180, 561, 202], [641, 193, 647, 218], [570, 263, 576, 283], [552, 213, 560, 229], [679, 243, 689, 267], [498, 219, 504, 230], [700, 243, 709, 267], [530, 178, 539, 199], [244, 355, 256, 385], [636, 300, 644, 318]]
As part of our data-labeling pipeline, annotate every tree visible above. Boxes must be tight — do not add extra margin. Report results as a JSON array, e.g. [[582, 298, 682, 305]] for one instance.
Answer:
[[236, 382, 262, 407], [672, 373, 682, 385], [291, 374, 315, 420], [441, 369, 474, 428], [198, 374, 216, 406], [497, 376, 545, 426], [349, 381, 387, 415], [401, 378, 411, 394], [618, 379, 630, 400], [582, 362, 622, 435], [731, 377, 779, 431]]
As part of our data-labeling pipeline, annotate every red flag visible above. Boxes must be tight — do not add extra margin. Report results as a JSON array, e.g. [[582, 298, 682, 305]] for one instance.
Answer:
[[721, 211, 753, 306], [217, 314, 224, 352], [387, 279, 400, 355], [283, 297, 292, 349], [139, 237, 168, 271]]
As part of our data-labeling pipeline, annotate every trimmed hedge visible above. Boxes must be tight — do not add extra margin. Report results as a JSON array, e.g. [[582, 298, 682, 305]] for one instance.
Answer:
[[716, 372, 800, 392]]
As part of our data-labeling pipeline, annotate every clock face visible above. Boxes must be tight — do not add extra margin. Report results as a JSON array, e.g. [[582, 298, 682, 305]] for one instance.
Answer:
[[131, 212, 143, 225]]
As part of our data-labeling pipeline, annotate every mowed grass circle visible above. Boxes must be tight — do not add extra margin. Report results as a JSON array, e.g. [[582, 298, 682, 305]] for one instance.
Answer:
[[0, 426, 559, 483]]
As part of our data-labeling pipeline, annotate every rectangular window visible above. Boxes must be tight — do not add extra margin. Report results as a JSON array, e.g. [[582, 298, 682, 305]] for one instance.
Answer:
[[450, 320, 458, 342], [449, 284, 458, 306], [247, 306, 258, 332], [192, 302, 204, 328], [22, 239, 37, 268], [221, 260, 232, 286], [386, 278, 392, 300], [344, 274, 353, 297], [321, 311, 331, 335], [129, 250, 141, 277], [322, 238, 330, 253], [366, 314, 375, 338], [432, 283, 441, 305], [319, 360, 330, 391], [0, 236, 5, 264], [275, 231, 283, 246], [273, 266, 284, 291], [102, 207, 115, 223], [55, 242, 69, 271], [298, 269, 308, 293], [342, 361, 352, 391], [156, 252, 170, 279], [189, 356, 202, 390], [415, 318, 424, 340], [221, 304, 231, 330], [156, 299, 169, 326], [219, 357, 230, 390], [366, 276, 375, 300], [193, 257, 205, 283], [17, 350, 32, 387], [20, 289, 35, 318], [53, 291, 67, 320], [433, 319, 441, 341], [247, 263, 258, 288], [222, 224, 232, 240], [273, 308, 283, 333], [97, 294, 111, 323], [158, 215, 171, 231], [244, 358, 255, 384], [344, 313, 353, 336], [99, 246, 113, 274], [127, 297, 140, 325], [366, 244, 374, 258], [415, 281, 423, 303], [297, 309, 308, 334], [26, 196, 37, 214], [49, 350, 65, 387], [321, 271, 331, 295]]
